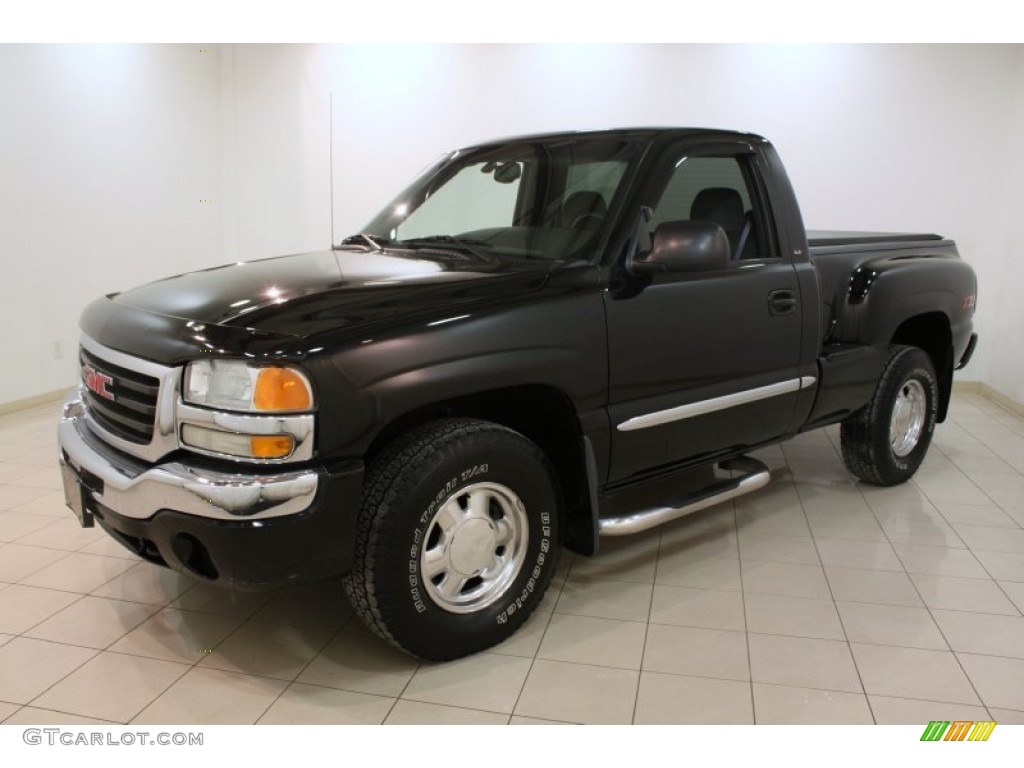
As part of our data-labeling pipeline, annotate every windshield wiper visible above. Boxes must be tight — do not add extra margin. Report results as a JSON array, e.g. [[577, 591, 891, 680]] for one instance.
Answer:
[[338, 233, 389, 251], [396, 235, 495, 262]]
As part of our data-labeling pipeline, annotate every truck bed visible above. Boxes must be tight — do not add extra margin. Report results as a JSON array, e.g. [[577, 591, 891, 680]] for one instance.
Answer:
[[806, 229, 963, 350], [808, 232, 958, 309], [807, 229, 945, 249]]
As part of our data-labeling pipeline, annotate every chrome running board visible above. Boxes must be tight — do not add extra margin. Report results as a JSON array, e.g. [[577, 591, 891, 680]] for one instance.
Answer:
[[597, 456, 770, 537]]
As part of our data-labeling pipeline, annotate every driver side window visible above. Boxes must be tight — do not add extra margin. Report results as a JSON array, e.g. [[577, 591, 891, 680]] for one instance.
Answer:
[[651, 155, 767, 261]]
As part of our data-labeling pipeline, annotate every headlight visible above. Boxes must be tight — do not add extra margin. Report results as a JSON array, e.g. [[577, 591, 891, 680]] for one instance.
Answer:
[[183, 360, 314, 413]]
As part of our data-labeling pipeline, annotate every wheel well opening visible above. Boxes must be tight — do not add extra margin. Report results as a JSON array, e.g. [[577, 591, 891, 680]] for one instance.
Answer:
[[365, 386, 594, 553], [891, 312, 953, 421]]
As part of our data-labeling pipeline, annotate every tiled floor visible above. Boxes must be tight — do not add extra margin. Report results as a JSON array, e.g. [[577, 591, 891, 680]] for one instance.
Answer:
[[2, 391, 1024, 725]]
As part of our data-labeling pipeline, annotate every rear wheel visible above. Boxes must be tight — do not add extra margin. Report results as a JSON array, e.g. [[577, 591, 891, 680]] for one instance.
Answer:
[[343, 418, 561, 661], [841, 345, 938, 486]]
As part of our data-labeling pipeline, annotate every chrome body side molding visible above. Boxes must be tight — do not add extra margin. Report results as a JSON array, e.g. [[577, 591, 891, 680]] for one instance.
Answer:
[[617, 376, 816, 432]]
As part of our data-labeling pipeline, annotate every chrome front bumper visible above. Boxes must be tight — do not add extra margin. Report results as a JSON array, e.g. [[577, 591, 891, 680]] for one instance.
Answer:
[[58, 391, 319, 522]]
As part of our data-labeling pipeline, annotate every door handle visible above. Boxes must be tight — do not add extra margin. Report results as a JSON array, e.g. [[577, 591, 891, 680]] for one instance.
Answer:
[[768, 289, 797, 315]]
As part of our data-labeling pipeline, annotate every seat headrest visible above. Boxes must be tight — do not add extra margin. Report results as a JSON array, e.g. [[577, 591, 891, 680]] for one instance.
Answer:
[[690, 187, 745, 231]]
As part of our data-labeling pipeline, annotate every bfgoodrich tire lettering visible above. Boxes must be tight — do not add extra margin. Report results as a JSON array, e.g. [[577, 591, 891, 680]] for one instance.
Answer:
[[343, 418, 561, 661], [840, 345, 939, 486]]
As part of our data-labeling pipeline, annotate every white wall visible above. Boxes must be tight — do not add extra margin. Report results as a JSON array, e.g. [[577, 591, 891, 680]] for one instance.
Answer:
[[989, 46, 1024, 405], [218, 45, 331, 260], [0, 45, 223, 405], [3, 44, 1021, 407]]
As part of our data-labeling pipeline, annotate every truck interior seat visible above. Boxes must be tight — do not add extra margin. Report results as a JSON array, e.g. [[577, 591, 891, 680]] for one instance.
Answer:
[[562, 191, 608, 230], [690, 187, 752, 260]]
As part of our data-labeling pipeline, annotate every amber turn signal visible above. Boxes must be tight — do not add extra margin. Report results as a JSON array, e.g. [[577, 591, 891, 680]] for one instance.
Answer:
[[250, 435, 295, 459], [253, 367, 313, 412], [181, 425, 296, 460]]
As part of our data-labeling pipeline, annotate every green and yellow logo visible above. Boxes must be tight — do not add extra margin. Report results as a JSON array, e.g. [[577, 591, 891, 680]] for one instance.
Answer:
[[921, 721, 997, 742]]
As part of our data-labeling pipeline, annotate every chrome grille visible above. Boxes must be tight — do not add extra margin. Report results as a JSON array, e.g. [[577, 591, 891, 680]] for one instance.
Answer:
[[79, 346, 160, 444]]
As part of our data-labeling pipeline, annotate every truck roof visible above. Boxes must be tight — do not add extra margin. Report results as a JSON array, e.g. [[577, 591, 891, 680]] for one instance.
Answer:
[[459, 127, 768, 151]]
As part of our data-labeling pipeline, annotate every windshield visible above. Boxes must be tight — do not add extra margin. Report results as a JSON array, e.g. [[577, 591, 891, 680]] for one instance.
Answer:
[[359, 137, 640, 261]]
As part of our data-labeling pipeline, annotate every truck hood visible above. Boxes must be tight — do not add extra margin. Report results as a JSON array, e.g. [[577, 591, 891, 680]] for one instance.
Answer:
[[110, 248, 553, 340]]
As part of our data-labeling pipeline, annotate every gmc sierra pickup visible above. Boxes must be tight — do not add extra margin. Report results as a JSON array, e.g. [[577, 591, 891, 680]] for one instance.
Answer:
[[58, 128, 978, 660]]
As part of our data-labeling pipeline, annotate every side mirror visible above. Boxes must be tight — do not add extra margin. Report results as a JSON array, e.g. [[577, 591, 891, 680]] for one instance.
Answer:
[[630, 220, 730, 274]]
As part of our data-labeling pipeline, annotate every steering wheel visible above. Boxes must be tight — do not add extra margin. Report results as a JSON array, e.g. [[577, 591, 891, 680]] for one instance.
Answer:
[[570, 213, 605, 230]]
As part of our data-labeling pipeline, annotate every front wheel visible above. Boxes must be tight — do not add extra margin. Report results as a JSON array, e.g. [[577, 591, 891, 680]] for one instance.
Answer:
[[343, 418, 561, 661], [840, 345, 939, 486]]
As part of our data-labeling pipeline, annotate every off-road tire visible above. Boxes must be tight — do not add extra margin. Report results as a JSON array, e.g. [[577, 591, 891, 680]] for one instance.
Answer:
[[342, 418, 561, 661], [841, 345, 939, 486]]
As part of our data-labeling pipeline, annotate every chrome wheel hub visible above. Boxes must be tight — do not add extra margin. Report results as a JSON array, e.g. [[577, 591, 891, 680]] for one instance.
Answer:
[[890, 379, 927, 458], [421, 482, 528, 614]]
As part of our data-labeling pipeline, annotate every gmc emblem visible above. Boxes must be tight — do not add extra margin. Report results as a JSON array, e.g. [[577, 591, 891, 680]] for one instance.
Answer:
[[83, 364, 115, 401]]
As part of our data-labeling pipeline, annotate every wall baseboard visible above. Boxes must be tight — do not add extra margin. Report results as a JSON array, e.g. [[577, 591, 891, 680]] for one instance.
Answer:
[[951, 380, 982, 394], [953, 380, 1024, 419], [0, 388, 69, 417]]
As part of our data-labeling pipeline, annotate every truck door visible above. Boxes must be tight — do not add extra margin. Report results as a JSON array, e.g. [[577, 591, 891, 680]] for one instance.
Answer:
[[605, 143, 806, 482]]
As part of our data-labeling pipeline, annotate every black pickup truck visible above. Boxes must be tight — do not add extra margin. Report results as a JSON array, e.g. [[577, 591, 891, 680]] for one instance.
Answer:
[[58, 128, 978, 660]]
